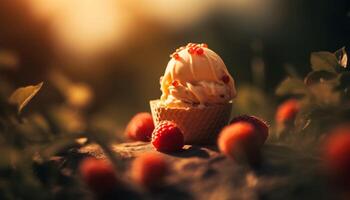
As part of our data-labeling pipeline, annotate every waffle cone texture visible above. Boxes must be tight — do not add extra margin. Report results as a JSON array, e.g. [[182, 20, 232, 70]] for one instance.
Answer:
[[150, 100, 232, 144]]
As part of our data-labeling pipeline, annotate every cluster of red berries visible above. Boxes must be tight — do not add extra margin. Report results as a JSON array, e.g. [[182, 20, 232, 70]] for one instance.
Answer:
[[82, 94, 350, 194], [275, 98, 350, 189], [170, 43, 208, 60], [218, 115, 269, 164], [125, 111, 269, 164], [125, 113, 184, 152], [82, 113, 175, 192], [80, 114, 181, 194], [187, 43, 206, 55], [79, 153, 169, 194]]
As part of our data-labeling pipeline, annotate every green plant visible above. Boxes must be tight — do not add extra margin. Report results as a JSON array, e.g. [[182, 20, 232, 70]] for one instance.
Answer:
[[275, 47, 348, 148]]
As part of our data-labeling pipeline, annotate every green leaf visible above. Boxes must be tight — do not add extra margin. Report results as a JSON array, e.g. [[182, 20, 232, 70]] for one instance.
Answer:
[[276, 77, 308, 96], [304, 71, 338, 86], [8, 82, 43, 114], [310, 51, 338, 72], [334, 47, 347, 68]]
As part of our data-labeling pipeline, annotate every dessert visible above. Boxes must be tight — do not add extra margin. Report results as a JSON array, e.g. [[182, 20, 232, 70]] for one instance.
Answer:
[[150, 43, 236, 144]]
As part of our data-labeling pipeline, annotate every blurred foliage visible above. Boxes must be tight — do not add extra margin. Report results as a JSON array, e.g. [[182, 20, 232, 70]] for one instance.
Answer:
[[275, 47, 349, 152], [0, 71, 120, 199]]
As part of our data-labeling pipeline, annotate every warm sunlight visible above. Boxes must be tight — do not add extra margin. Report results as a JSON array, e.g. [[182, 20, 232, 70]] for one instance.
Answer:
[[29, 0, 131, 57]]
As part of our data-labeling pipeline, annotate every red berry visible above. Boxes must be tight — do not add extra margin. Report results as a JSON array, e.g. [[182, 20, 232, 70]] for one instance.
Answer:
[[188, 47, 195, 54], [79, 158, 118, 194], [230, 115, 269, 146], [151, 121, 184, 152], [218, 122, 261, 164], [125, 112, 154, 142], [171, 80, 179, 87], [221, 75, 230, 84], [196, 47, 204, 55], [173, 53, 180, 60], [323, 127, 350, 187], [131, 153, 168, 187], [276, 99, 300, 124]]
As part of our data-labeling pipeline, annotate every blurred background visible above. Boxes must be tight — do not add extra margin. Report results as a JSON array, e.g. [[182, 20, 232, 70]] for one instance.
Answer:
[[0, 0, 349, 128]]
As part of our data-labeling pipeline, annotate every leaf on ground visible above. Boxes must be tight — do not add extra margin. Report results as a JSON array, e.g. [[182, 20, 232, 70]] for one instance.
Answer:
[[276, 77, 307, 96], [310, 51, 338, 72], [8, 82, 43, 114]]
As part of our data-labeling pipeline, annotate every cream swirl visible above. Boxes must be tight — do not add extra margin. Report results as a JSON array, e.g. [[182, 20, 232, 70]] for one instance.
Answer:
[[160, 43, 236, 107]]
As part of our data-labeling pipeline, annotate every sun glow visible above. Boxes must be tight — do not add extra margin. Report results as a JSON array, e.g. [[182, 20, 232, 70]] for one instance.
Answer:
[[27, 0, 278, 58], [29, 0, 131, 57]]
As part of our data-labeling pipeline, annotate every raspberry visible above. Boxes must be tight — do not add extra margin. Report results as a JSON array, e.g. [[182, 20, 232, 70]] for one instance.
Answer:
[[195, 47, 204, 55], [151, 121, 184, 152], [188, 47, 195, 54], [276, 99, 300, 124], [322, 127, 350, 188], [125, 112, 154, 142], [79, 158, 118, 194], [230, 115, 269, 146], [218, 122, 261, 164], [131, 153, 168, 188], [171, 80, 179, 87], [172, 53, 180, 60]]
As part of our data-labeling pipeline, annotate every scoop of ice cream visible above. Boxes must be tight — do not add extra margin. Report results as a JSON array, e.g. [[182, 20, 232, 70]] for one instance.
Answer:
[[160, 43, 236, 107]]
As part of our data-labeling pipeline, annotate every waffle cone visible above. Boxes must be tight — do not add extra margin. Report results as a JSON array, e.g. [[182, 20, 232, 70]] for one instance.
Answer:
[[150, 100, 232, 144]]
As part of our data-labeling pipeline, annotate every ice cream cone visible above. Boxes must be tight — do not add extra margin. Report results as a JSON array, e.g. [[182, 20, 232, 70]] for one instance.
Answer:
[[150, 100, 232, 144]]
